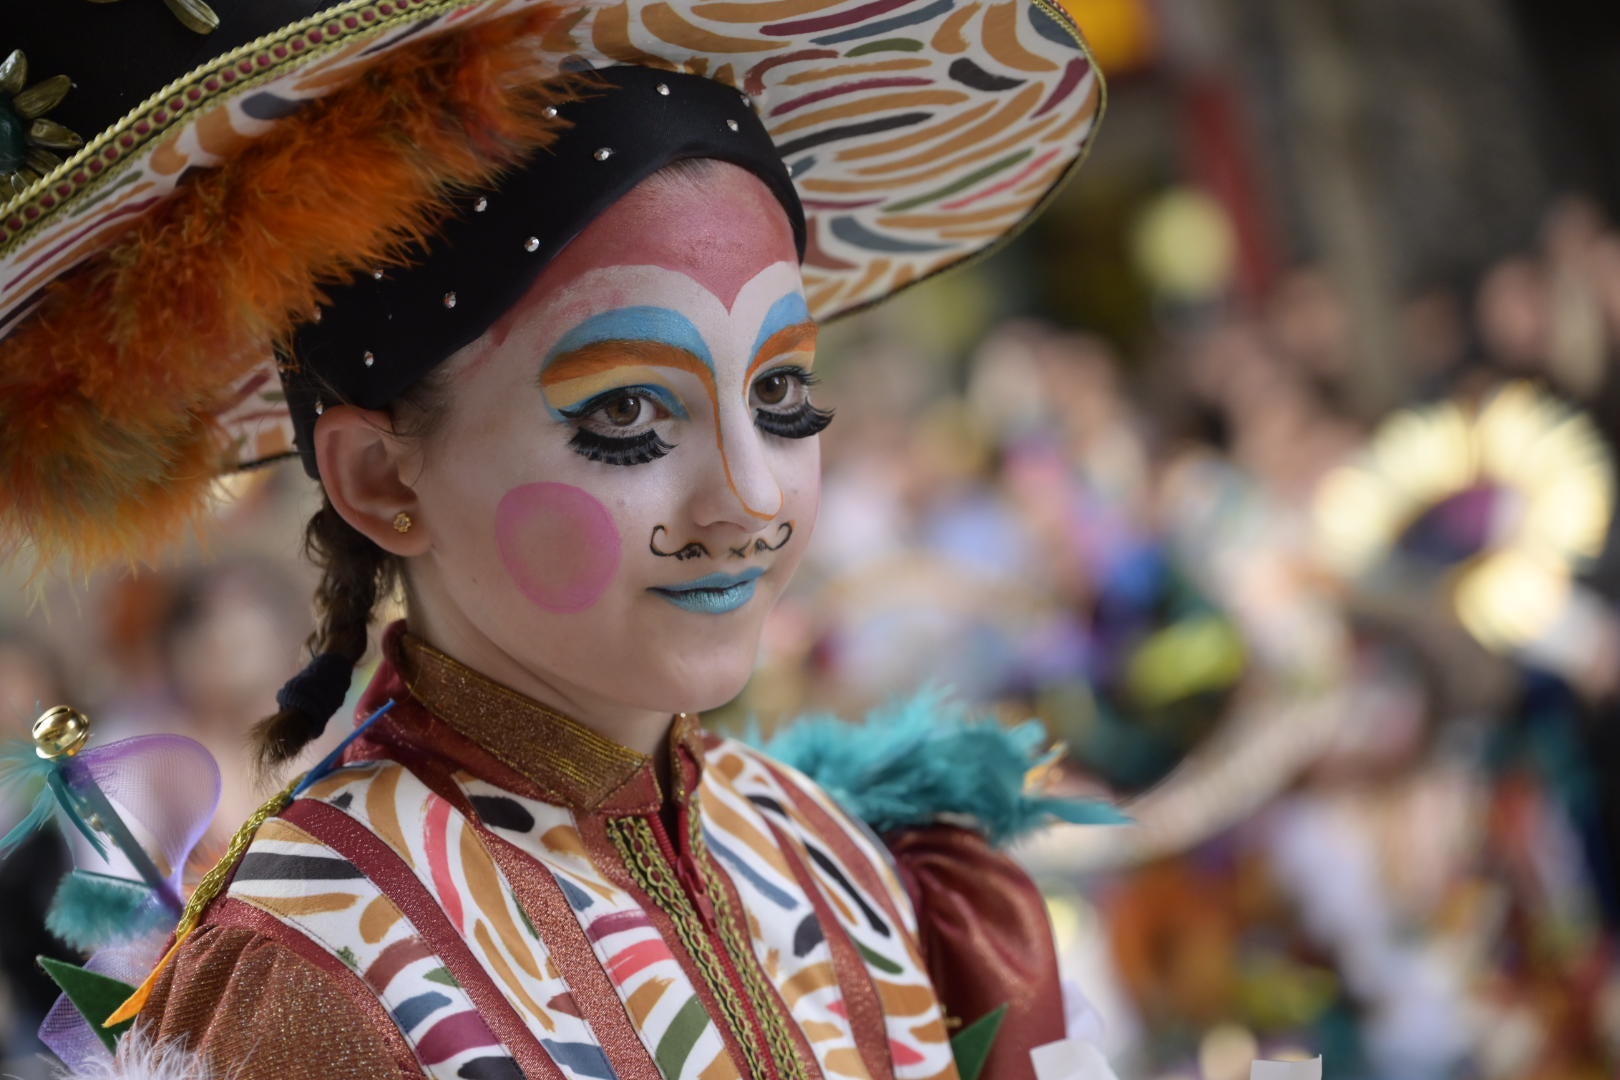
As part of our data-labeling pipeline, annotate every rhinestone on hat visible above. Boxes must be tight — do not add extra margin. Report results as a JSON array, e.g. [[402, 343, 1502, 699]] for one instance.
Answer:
[[363, 350, 375, 367], [524, 236, 541, 252], [726, 118, 740, 132], [656, 82, 670, 95], [314, 399, 325, 415], [371, 268, 384, 280], [443, 291, 457, 309], [740, 92, 752, 107], [543, 105, 558, 118], [593, 147, 614, 161], [474, 196, 489, 213]]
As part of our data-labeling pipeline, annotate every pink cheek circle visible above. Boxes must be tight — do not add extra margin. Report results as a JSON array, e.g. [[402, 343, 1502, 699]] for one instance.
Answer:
[[494, 483, 623, 614]]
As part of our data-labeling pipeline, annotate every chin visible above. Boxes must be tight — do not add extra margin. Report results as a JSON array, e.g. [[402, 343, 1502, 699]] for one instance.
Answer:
[[626, 630, 762, 716]]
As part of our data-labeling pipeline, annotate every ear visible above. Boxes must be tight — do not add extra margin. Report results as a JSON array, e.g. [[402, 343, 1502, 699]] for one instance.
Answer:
[[313, 405, 431, 557]]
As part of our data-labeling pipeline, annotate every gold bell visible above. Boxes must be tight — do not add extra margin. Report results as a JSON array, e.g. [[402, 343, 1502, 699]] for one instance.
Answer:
[[32, 706, 91, 760]]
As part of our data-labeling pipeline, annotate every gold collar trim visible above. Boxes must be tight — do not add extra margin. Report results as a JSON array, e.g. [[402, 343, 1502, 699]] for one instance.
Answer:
[[399, 633, 699, 811]]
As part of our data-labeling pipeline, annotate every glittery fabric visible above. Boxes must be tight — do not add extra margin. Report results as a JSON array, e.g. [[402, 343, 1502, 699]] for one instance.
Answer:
[[401, 633, 705, 813], [888, 826, 1069, 1080], [133, 626, 1010, 1079], [135, 924, 411, 1079]]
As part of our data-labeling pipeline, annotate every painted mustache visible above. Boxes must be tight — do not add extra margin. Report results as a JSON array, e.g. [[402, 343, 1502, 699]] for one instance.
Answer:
[[649, 522, 793, 561], [729, 521, 792, 559]]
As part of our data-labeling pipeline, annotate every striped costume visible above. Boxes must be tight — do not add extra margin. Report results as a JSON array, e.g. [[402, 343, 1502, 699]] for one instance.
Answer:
[[135, 628, 1066, 1078]]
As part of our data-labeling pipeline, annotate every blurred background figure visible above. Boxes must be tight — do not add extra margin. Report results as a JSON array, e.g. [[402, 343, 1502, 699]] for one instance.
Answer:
[[10, 2, 1620, 1078]]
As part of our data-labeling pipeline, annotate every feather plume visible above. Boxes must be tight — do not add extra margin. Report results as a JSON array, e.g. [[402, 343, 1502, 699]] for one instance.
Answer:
[[753, 688, 1129, 847], [0, 8, 575, 574], [0, 736, 57, 855], [47, 871, 172, 952], [50, 1027, 230, 1079]]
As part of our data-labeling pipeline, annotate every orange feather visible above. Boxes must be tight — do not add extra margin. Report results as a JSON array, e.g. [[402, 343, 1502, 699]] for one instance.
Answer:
[[0, 7, 578, 575]]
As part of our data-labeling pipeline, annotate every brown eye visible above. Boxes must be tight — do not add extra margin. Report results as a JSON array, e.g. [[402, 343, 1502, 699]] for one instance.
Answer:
[[755, 373, 791, 407], [602, 394, 644, 427]]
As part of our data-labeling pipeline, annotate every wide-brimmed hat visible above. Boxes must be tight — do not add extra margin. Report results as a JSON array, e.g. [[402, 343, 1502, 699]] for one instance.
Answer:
[[0, 0, 1102, 572]]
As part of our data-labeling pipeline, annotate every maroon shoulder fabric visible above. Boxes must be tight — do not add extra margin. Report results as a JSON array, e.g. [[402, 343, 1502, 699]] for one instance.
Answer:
[[887, 825, 1066, 1080], [135, 922, 416, 1078]]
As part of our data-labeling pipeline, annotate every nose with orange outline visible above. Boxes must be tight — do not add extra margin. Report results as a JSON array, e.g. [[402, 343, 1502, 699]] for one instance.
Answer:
[[690, 391, 784, 532]]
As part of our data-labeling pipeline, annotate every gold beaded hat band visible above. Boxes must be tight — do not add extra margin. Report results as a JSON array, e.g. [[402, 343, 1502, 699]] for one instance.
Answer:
[[0, 0, 1103, 575]]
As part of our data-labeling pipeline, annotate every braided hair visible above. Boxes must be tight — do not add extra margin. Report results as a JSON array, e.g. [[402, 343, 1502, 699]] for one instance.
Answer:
[[251, 501, 399, 767], [254, 371, 449, 768]]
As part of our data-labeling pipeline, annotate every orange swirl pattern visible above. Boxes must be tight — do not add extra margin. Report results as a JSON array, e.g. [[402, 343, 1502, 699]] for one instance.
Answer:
[[0, 0, 1099, 473]]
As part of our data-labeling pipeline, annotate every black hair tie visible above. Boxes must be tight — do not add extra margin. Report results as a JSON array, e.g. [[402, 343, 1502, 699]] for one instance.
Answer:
[[275, 651, 355, 724]]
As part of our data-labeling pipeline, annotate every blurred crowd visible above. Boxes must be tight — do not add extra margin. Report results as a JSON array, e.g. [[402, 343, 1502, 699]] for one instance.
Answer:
[[7, 197, 1620, 1079], [742, 194, 1620, 1079]]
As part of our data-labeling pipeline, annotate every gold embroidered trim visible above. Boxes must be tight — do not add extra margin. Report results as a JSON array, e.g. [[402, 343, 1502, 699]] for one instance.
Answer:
[[606, 815, 767, 1079], [0, 0, 498, 255], [402, 634, 649, 807], [691, 808, 809, 1080]]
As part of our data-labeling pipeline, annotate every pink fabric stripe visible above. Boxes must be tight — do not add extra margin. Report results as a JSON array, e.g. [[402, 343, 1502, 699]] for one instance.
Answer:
[[283, 799, 567, 1080], [585, 908, 654, 942], [605, 938, 677, 985], [424, 792, 465, 931], [416, 1010, 502, 1066]]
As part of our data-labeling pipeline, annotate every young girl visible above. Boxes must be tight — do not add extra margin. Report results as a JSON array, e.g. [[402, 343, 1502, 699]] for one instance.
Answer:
[[0, 2, 1110, 1077]]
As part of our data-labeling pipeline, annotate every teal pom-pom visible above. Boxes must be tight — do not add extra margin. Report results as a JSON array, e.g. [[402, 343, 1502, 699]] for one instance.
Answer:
[[754, 689, 1129, 847], [46, 870, 171, 952]]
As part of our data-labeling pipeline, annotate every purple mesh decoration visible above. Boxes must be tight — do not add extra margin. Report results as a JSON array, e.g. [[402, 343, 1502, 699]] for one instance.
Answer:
[[66, 734, 222, 893], [38, 736, 218, 1068], [38, 934, 167, 1071]]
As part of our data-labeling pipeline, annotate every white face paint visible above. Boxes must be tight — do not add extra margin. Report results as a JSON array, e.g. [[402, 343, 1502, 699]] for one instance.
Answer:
[[399, 164, 824, 723]]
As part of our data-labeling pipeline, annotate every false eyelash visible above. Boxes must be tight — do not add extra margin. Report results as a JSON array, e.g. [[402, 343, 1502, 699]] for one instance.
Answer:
[[568, 428, 675, 466], [756, 403, 835, 440]]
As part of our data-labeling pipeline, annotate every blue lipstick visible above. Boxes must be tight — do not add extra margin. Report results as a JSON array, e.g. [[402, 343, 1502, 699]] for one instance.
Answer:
[[650, 567, 764, 614]]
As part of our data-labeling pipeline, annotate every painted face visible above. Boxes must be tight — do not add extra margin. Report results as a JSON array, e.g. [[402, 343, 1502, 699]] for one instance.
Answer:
[[403, 163, 822, 720]]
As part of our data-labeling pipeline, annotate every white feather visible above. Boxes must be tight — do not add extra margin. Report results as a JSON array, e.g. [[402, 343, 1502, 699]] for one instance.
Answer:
[[52, 1031, 221, 1080]]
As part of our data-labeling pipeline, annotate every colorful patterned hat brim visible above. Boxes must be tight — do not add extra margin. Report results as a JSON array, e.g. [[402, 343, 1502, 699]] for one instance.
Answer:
[[0, 0, 1101, 570]]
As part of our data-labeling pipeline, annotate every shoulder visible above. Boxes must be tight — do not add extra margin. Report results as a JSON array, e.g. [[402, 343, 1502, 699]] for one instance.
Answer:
[[134, 921, 411, 1079], [741, 689, 1125, 847], [134, 757, 492, 1079]]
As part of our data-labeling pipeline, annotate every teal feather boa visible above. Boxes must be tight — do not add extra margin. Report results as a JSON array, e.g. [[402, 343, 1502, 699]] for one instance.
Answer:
[[752, 690, 1128, 847]]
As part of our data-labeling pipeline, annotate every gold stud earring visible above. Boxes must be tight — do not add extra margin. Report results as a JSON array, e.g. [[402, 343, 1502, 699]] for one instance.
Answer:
[[392, 511, 413, 534]]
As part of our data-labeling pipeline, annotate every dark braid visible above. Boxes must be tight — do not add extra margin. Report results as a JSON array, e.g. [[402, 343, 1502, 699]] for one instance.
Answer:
[[253, 500, 401, 767], [256, 358, 449, 769]]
